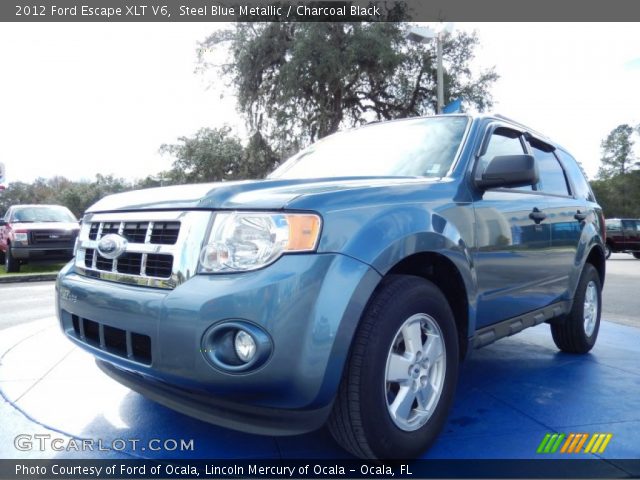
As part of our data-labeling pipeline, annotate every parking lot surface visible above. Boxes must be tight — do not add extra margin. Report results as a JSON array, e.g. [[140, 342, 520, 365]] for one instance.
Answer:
[[0, 254, 638, 474]]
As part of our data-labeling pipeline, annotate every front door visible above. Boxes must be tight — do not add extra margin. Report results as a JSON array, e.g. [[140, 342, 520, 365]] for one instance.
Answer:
[[472, 126, 552, 328]]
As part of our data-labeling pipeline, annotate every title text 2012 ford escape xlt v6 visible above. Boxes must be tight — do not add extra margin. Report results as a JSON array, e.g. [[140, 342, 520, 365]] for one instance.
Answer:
[[56, 114, 605, 459]]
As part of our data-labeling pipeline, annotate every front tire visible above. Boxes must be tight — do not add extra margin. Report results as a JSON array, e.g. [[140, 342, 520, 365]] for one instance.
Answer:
[[632, 252, 640, 260], [5, 245, 20, 273], [328, 275, 459, 459], [604, 243, 612, 259], [551, 264, 601, 353]]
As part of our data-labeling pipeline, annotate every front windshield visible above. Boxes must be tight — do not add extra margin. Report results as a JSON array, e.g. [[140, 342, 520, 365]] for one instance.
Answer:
[[12, 206, 77, 223], [270, 116, 469, 179]]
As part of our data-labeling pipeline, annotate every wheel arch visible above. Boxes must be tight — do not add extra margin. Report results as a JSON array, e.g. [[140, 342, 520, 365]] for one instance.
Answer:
[[585, 244, 605, 288], [384, 252, 471, 360]]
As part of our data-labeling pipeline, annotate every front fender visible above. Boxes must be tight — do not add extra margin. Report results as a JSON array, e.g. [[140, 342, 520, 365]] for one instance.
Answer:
[[318, 203, 477, 335]]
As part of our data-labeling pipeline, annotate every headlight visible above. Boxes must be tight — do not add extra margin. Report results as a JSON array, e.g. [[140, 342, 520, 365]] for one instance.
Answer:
[[14, 232, 28, 244], [199, 212, 321, 273]]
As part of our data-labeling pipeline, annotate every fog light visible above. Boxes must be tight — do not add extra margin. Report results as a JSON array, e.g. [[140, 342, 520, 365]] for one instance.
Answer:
[[201, 321, 272, 372], [234, 330, 256, 363]]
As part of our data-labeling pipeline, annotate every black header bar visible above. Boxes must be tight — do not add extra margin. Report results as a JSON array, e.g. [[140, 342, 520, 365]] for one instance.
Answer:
[[3, 0, 640, 22], [1, 459, 639, 479]]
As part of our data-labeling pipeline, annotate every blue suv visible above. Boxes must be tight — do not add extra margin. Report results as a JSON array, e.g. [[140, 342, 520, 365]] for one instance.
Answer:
[[56, 114, 606, 459]]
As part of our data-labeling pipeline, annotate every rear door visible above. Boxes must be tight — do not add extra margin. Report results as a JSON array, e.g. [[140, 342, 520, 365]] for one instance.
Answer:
[[531, 142, 586, 303]]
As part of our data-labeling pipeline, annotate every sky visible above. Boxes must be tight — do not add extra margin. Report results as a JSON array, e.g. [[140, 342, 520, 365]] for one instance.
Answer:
[[1, 22, 639, 185]]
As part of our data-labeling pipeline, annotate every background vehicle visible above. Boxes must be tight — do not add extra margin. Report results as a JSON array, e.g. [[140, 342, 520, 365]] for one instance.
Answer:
[[604, 218, 640, 259], [56, 114, 605, 459], [0, 204, 80, 273]]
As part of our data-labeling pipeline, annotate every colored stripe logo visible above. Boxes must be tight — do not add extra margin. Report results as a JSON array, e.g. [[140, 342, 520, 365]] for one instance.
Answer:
[[537, 433, 612, 454]]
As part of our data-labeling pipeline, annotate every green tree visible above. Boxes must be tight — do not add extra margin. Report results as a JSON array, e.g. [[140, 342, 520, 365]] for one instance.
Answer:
[[597, 124, 638, 180], [200, 23, 498, 158], [591, 124, 640, 218], [239, 132, 279, 178], [591, 172, 640, 218], [159, 127, 246, 183], [0, 182, 33, 215], [0, 175, 132, 219]]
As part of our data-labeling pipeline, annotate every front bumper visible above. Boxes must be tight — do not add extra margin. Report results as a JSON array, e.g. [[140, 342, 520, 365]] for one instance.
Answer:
[[96, 360, 332, 435], [13, 245, 74, 262], [57, 253, 380, 434]]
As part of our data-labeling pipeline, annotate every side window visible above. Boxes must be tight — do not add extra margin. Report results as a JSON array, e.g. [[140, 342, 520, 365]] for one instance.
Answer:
[[530, 143, 570, 196], [606, 220, 621, 232], [622, 220, 637, 231], [477, 127, 532, 191], [556, 149, 595, 201]]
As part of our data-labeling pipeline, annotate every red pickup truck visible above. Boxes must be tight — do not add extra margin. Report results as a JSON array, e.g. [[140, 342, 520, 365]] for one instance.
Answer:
[[604, 218, 640, 259], [0, 204, 80, 273]]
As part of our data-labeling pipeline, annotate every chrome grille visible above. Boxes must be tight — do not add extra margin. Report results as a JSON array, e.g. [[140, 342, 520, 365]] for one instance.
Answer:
[[122, 222, 148, 243], [88, 220, 180, 245], [145, 253, 173, 277], [74, 211, 212, 289], [100, 222, 120, 236], [83, 249, 173, 278], [30, 229, 77, 245], [150, 222, 180, 244]]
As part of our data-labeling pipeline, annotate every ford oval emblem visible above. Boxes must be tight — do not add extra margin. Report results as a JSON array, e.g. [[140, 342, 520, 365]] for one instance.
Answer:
[[97, 234, 127, 260]]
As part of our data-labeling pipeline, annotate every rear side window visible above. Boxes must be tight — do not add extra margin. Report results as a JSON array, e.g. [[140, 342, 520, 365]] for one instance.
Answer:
[[531, 145, 570, 196], [556, 149, 595, 201], [622, 220, 639, 231]]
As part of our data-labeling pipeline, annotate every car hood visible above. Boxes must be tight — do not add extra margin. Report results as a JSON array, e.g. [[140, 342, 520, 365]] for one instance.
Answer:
[[86, 177, 439, 213], [10, 222, 80, 231]]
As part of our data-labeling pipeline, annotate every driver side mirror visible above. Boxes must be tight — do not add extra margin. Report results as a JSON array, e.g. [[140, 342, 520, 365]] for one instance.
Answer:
[[475, 154, 538, 190]]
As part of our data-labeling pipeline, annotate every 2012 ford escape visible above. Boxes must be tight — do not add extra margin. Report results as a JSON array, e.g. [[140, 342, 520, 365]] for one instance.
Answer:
[[56, 114, 606, 459]]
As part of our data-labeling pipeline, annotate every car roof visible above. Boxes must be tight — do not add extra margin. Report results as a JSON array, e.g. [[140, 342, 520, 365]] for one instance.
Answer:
[[366, 113, 568, 153]]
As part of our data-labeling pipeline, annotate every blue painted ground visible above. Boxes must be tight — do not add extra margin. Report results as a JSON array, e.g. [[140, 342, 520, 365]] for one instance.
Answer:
[[1, 316, 638, 472]]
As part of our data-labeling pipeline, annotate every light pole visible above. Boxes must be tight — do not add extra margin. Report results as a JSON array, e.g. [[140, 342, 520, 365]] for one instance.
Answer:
[[407, 23, 454, 114], [436, 33, 444, 114]]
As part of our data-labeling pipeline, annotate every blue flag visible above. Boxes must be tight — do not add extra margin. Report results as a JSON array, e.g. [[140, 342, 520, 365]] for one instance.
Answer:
[[443, 99, 462, 114]]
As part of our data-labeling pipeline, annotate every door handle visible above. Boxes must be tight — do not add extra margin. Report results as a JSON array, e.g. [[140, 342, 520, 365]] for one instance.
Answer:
[[529, 207, 547, 224], [574, 210, 588, 221]]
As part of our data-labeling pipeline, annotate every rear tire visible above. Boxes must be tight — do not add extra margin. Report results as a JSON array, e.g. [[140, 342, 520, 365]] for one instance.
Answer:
[[328, 275, 459, 459], [5, 245, 20, 273], [551, 264, 601, 354]]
